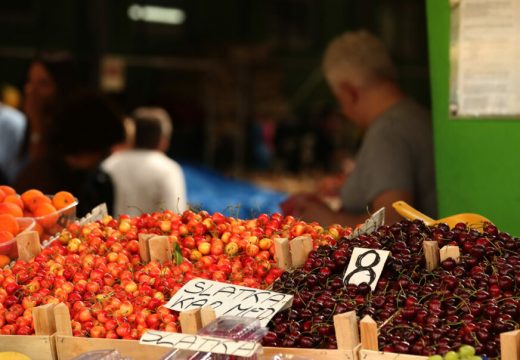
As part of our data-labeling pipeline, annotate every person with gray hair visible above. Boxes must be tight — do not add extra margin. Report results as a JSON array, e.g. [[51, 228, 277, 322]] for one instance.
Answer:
[[102, 107, 188, 216], [281, 30, 436, 226]]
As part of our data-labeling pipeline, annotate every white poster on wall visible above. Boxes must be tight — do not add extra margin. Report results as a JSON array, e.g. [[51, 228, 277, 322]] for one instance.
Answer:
[[450, 0, 520, 117]]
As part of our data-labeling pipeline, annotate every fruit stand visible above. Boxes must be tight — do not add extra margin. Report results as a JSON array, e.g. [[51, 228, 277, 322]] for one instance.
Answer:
[[1, 186, 520, 359]]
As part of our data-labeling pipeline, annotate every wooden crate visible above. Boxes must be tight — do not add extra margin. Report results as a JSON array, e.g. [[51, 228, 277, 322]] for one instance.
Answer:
[[262, 346, 358, 360], [358, 349, 427, 360], [54, 335, 358, 360], [0, 334, 56, 360], [55, 335, 170, 360], [358, 314, 520, 360]]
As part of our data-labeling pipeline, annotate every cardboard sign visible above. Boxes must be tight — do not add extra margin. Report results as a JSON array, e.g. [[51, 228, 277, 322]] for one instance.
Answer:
[[163, 279, 293, 327], [348, 207, 385, 239], [343, 247, 390, 291], [140, 330, 261, 357]]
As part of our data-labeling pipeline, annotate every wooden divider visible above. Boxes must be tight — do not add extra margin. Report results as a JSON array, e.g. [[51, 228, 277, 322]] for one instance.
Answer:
[[16, 231, 41, 262], [439, 245, 460, 263], [139, 234, 172, 264], [422, 241, 440, 271], [274, 235, 313, 271]]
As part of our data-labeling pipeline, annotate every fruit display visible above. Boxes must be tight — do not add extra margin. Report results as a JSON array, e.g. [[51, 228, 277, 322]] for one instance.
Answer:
[[0, 186, 77, 244], [0, 209, 349, 339], [428, 345, 483, 360], [263, 220, 519, 358]]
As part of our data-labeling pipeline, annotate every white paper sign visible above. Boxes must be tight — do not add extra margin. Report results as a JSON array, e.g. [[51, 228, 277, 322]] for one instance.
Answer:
[[452, 0, 520, 116], [140, 330, 261, 357], [348, 207, 385, 239], [343, 247, 390, 291], [163, 279, 293, 327]]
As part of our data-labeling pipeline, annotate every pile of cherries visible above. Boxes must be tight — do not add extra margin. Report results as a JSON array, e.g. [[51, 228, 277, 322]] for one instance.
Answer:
[[263, 220, 520, 358]]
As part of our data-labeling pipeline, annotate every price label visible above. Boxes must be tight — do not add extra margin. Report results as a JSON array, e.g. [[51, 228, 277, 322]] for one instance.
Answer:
[[140, 330, 261, 357], [348, 207, 385, 239], [163, 279, 293, 327], [343, 247, 390, 291]]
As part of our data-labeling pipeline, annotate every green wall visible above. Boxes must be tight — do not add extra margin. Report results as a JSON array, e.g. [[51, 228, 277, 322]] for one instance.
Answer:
[[427, 0, 520, 234]]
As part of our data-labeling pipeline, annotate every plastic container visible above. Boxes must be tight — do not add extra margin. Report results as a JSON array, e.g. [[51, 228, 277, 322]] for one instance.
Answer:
[[0, 217, 36, 260], [162, 317, 267, 360], [32, 197, 78, 244], [71, 349, 131, 360]]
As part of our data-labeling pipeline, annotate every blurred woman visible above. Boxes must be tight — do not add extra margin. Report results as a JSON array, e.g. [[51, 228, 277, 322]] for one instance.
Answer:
[[23, 52, 78, 160]]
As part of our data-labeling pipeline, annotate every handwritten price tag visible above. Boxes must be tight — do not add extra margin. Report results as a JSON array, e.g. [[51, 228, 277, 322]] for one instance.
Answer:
[[163, 279, 293, 327], [348, 207, 385, 239], [343, 247, 390, 291], [140, 330, 261, 357]]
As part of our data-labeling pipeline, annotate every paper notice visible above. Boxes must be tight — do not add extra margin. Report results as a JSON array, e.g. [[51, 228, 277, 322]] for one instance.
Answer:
[[454, 0, 520, 116]]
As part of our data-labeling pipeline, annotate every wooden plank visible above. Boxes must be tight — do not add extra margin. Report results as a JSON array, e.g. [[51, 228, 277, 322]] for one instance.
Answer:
[[148, 236, 172, 264], [138, 233, 154, 262], [334, 310, 360, 350], [423, 240, 440, 271], [289, 236, 313, 268], [360, 315, 378, 351], [55, 335, 169, 360], [179, 308, 202, 335], [16, 230, 41, 262], [54, 303, 72, 336], [274, 237, 291, 270], [262, 347, 357, 360], [501, 329, 520, 360], [439, 245, 460, 263], [200, 305, 216, 327], [359, 349, 428, 360], [0, 335, 56, 360], [33, 303, 57, 336]]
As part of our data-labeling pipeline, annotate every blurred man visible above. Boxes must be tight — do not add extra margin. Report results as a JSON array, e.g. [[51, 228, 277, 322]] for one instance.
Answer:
[[281, 30, 436, 226], [0, 103, 26, 183], [102, 107, 188, 216]]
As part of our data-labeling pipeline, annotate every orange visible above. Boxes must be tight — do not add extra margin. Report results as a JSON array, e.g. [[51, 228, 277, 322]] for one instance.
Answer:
[[0, 185, 16, 196], [52, 191, 75, 210], [0, 254, 10, 267], [4, 195, 24, 210], [33, 222, 44, 238], [0, 189, 5, 202], [21, 189, 45, 209], [27, 195, 52, 213], [0, 214, 19, 235], [0, 202, 23, 218], [33, 203, 58, 230], [0, 230, 14, 243]]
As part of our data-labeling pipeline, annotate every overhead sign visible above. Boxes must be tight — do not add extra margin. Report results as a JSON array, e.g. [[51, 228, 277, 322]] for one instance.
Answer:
[[163, 279, 293, 327]]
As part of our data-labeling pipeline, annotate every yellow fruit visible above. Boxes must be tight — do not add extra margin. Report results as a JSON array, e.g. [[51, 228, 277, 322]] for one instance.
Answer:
[[0, 352, 31, 360]]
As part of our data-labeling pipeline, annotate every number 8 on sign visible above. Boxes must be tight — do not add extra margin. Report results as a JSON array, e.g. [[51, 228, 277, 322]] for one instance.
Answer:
[[343, 247, 390, 291]]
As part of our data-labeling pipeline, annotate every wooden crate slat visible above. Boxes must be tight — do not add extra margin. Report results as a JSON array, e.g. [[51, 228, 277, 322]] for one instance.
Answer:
[[359, 349, 428, 360], [55, 336, 169, 360], [262, 347, 357, 360]]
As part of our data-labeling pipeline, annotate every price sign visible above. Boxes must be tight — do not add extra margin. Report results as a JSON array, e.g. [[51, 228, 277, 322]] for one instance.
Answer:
[[163, 279, 293, 327], [343, 247, 390, 291], [348, 207, 385, 239], [140, 330, 261, 357]]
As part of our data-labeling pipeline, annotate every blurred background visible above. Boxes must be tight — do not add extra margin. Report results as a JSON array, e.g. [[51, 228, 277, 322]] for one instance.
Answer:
[[0, 0, 431, 216]]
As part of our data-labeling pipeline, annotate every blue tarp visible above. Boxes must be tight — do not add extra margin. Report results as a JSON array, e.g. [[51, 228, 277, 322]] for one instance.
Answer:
[[182, 164, 288, 219]]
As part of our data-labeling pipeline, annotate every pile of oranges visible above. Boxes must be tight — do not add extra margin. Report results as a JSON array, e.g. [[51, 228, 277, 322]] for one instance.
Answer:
[[0, 185, 76, 265]]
